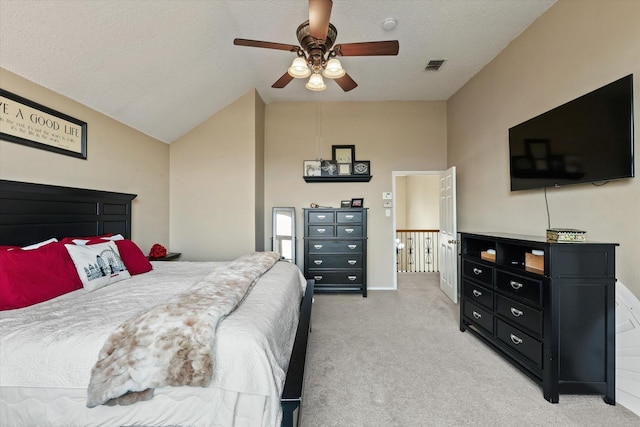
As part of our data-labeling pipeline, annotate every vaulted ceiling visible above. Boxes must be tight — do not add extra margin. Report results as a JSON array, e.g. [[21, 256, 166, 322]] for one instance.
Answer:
[[0, 0, 555, 143]]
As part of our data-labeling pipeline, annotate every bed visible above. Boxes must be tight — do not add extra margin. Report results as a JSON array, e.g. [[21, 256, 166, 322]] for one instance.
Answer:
[[0, 179, 313, 427]]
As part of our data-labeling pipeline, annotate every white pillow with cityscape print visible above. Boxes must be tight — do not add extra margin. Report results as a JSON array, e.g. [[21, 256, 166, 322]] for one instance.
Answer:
[[65, 241, 131, 291]]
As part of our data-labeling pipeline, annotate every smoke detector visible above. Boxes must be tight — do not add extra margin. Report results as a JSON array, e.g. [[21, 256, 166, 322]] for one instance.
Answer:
[[382, 18, 397, 31]]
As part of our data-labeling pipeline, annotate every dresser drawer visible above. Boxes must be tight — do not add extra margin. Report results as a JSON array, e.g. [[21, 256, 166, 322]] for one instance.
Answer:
[[496, 271, 542, 306], [463, 280, 493, 310], [309, 271, 363, 285], [463, 301, 493, 334], [308, 211, 335, 223], [496, 319, 542, 368], [463, 259, 493, 287], [496, 294, 542, 337], [307, 225, 334, 237], [337, 225, 363, 237], [307, 254, 363, 269], [307, 240, 363, 253], [337, 211, 362, 223]]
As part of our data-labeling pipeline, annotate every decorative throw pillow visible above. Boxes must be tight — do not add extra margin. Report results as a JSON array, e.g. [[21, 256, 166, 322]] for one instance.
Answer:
[[112, 239, 152, 275], [0, 241, 83, 310], [65, 241, 131, 291]]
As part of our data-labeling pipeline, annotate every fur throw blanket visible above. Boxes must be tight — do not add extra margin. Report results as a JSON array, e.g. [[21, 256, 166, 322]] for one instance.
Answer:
[[86, 251, 280, 408]]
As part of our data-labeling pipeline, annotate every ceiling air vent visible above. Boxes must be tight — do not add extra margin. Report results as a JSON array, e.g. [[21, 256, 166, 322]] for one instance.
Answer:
[[425, 59, 446, 71]]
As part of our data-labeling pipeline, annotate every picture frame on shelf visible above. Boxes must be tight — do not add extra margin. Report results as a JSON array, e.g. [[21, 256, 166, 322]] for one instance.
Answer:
[[351, 198, 364, 208], [338, 163, 352, 175], [353, 160, 370, 175], [320, 160, 338, 176], [341, 200, 351, 208], [303, 160, 321, 177], [332, 145, 355, 164]]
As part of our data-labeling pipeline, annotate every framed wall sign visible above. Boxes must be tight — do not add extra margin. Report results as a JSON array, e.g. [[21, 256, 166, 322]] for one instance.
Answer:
[[0, 89, 87, 159], [332, 145, 355, 164]]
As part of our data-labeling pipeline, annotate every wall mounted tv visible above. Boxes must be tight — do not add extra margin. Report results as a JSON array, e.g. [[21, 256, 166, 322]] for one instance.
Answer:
[[509, 74, 634, 191]]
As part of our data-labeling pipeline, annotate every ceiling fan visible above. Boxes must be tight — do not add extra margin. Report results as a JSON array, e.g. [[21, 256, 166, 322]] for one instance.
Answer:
[[233, 0, 399, 92]]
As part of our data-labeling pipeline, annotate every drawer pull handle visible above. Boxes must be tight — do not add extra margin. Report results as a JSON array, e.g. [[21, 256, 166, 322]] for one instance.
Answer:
[[348, 260, 357, 265], [314, 244, 323, 249], [314, 260, 323, 265], [348, 244, 357, 249], [473, 268, 483, 275], [472, 289, 482, 297], [317, 215, 326, 219], [348, 276, 357, 281], [317, 228, 326, 233], [314, 275, 323, 281], [345, 228, 354, 233], [510, 334, 523, 345], [510, 280, 523, 290], [510, 307, 524, 317], [345, 215, 354, 219], [472, 311, 482, 319]]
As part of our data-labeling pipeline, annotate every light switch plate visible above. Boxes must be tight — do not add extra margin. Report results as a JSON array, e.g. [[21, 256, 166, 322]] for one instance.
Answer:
[[383, 201, 392, 208], [382, 192, 392, 199]]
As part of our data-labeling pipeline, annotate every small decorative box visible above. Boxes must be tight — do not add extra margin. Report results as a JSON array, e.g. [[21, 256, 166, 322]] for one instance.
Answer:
[[546, 228, 587, 242]]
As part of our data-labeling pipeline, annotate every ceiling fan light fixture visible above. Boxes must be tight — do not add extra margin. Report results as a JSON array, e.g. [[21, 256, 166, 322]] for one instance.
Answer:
[[305, 73, 326, 91], [322, 58, 345, 79], [288, 57, 311, 78]]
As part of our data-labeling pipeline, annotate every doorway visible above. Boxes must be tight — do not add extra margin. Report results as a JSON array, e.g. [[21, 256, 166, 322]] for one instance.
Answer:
[[392, 171, 441, 290], [392, 168, 458, 303]]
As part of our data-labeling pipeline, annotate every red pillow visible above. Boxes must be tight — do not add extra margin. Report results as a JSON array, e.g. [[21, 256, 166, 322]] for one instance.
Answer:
[[112, 240, 152, 275], [0, 242, 83, 311]]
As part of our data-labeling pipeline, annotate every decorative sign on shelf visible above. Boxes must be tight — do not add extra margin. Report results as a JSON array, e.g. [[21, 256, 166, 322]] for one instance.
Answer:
[[0, 89, 87, 159]]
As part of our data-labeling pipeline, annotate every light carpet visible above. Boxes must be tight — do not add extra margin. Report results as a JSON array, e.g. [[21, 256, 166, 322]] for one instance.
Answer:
[[299, 272, 639, 426]]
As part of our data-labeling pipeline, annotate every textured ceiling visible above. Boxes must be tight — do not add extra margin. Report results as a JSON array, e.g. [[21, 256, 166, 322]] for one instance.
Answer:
[[0, 0, 555, 143]]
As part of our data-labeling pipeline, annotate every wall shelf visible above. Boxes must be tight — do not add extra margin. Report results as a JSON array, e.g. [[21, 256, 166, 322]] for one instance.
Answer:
[[303, 176, 372, 183]]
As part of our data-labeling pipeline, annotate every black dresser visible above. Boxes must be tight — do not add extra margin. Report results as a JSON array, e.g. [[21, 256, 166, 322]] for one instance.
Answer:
[[303, 208, 367, 297], [459, 232, 617, 404]]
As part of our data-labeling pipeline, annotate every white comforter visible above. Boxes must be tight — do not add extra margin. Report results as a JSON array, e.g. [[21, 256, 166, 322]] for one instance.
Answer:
[[0, 260, 306, 426]]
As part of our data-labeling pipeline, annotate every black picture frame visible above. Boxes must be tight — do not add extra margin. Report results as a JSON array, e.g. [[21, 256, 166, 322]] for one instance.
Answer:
[[351, 198, 364, 208], [341, 200, 351, 208], [0, 89, 87, 159], [320, 160, 338, 176], [353, 160, 370, 175], [332, 145, 355, 164]]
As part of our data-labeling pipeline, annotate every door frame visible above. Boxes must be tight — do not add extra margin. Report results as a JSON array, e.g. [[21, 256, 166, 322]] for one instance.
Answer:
[[391, 170, 447, 290]]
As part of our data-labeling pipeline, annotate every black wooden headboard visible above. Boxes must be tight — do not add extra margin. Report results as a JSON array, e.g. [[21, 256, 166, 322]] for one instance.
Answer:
[[0, 180, 136, 246]]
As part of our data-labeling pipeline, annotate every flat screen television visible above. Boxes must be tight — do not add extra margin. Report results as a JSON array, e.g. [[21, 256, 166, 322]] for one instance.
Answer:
[[509, 74, 634, 191]]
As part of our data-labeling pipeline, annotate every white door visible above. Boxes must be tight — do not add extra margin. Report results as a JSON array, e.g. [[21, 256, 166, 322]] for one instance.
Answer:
[[439, 166, 458, 303]]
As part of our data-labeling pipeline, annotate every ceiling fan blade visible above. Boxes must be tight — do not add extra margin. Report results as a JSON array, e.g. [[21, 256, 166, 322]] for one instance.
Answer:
[[309, 0, 332, 41], [334, 40, 399, 56], [234, 38, 299, 52], [272, 72, 295, 89], [334, 72, 358, 92]]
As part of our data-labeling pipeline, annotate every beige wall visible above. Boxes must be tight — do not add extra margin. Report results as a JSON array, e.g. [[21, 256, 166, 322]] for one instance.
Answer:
[[448, 0, 640, 297], [169, 90, 265, 261], [264, 101, 447, 289], [395, 175, 440, 230], [0, 68, 170, 253]]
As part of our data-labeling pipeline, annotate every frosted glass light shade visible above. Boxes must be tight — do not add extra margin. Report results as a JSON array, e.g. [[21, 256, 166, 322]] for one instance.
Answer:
[[305, 73, 326, 91], [322, 58, 345, 79], [288, 57, 311, 78]]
